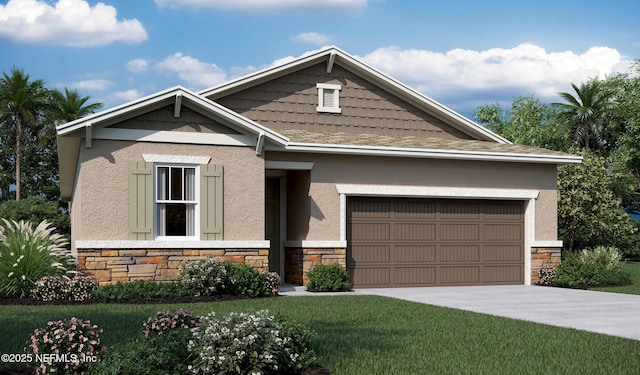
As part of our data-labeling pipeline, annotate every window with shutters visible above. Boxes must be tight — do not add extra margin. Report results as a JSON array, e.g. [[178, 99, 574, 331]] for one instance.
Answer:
[[155, 164, 199, 238], [316, 83, 341, 113]]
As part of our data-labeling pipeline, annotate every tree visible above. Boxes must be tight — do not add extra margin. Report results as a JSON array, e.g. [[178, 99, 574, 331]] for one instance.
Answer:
[[0, 67, 49, 201], [554, 79, 616, 154], [558, 152, 639, 258], [475, 95, 568, 151], [50, 87, 103, 123]]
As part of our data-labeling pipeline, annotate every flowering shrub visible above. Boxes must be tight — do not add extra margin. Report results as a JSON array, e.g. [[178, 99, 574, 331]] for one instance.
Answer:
[[188, 310, 316, 375], [25, 317, 103, 375], [177, 257, 227, 296], [0, 219, 75, 298], [579, 246, 623, 270], [537, 267, 557, 286], [265, 272, 281, 296], [142, 308, 202, 338], [31, 275, 97, 301], [551, 250, 631, 288]]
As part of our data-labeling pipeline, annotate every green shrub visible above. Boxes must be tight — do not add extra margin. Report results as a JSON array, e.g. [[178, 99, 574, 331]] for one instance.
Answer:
[[0, 197, 70, 239], [31, 275, 97, 301], [93, 280, 193, 302], [25, 317, 103, 375], [88, 331, 192, 375], [578, 246, 623, 270], [0, 219, 75, 298], [306, 263, 351, 292], [89, 309, 199, 375], [188, 310, 317, 375], [177, 257, 227, 296], [225, 262, 268, 297], [552, 250, 631, 288]]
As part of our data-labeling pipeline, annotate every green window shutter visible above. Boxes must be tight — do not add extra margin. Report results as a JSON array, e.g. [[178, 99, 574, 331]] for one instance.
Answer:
[[200, 164, 223, 240], [129, 161, 154, 240]]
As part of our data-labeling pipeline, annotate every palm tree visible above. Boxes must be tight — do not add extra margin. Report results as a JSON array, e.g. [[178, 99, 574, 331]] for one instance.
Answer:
[[554, 79, 614, 153], [0, 67, 48, 201], [50, 87, 103, 123]]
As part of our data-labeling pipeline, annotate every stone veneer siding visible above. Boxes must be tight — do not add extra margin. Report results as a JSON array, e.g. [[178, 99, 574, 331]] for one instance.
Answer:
[[77, 248, 269, 285], [530, 247, 562, 283], [284, 247, 346, 285]]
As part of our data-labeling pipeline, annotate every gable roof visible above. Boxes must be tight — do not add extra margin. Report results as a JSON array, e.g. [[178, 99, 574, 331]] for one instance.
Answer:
[[56, 86, 288, 200], [200, 46, 510, 144]]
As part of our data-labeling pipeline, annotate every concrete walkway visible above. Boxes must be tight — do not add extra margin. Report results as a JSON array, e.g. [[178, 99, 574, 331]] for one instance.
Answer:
[[280, 284, 640, 341]]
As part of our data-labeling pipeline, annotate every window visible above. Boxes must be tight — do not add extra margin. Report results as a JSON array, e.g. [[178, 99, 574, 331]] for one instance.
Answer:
[[316, 83, 341, 113], [155, 165, 198, 238]]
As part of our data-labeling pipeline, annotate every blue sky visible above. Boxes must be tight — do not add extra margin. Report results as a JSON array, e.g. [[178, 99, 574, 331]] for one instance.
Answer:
[[1, 0, 639, 118]]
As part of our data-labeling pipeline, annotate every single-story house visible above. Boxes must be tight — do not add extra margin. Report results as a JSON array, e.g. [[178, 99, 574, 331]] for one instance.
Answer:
[[56, 46, 581, 287]]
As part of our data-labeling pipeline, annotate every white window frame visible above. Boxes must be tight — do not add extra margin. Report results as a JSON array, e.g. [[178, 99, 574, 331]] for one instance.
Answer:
[[154, 163, 200, 240], [316, 83, 342, 113]]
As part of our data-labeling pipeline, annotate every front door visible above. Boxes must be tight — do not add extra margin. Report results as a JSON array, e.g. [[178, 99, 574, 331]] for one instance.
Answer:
[[265, 178, 281, 274]]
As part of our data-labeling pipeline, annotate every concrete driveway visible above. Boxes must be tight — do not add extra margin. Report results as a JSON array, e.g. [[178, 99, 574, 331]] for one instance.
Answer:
[[281, 284, 640, 341]]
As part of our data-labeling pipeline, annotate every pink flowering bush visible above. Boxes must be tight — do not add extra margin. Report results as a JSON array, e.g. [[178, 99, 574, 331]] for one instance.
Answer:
[[31, 275, 97, 301], [142, 308, 202, 338], [24, 317, 103, 375]]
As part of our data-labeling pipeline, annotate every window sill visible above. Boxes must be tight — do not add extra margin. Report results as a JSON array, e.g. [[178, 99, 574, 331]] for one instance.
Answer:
[[76, 240, 270, 249]]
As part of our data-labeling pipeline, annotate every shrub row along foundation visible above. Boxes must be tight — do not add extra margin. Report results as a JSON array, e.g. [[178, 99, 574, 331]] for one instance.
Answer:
[[77, 248, 269, 285], [531, 247, 561, 283], [284, 247, 346, 285]]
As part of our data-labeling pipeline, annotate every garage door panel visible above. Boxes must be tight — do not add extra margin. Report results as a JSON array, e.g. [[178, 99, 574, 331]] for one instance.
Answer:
[[440, 202, 481, 219], [484, 224, 523, 241], [394, 266, 436, 285], [482, 265, 523, 283], [483, 245, 523, 262], [439, 245, 480, 262], [350, 245, 390, 263], [350, 223, 390, 241], [350, 267, 390, 287], [439, 266, 480, 284], [394, 245, 436, 262], [440, 224, 480, 241], [394, 223, 436, 241], [394, 200, 436, 219], [348, 198, 524, 287]]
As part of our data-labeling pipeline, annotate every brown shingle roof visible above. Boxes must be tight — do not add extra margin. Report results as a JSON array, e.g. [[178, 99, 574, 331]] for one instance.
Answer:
[[277, 129, 576, 159]]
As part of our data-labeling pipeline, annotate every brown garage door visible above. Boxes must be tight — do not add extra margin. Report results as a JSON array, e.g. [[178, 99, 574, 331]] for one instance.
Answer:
[[347, 197, 524, 288]]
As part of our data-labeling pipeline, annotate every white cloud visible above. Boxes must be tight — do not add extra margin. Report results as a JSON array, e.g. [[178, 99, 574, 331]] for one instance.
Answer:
[[292, 32, 332, 46], [156, 52, 227, 89], [112, 89, 145, 102], [360, 43, 630, 105], [125, 59, 149, 74], [154, 0, 367, 14], [0, 0, 147, 47], [66, 79, 115, 91]]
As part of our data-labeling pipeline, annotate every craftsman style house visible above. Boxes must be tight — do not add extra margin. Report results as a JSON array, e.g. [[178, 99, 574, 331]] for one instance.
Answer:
[[56, 47, 580, 287]]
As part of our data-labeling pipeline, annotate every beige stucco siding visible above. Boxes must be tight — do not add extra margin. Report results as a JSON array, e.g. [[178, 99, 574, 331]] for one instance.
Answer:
[[72, 139, 264, 245], [270, 152, 558, 242]]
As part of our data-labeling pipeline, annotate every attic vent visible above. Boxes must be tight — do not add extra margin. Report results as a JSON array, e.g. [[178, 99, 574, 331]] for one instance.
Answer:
[[316, 83, 341, 114]]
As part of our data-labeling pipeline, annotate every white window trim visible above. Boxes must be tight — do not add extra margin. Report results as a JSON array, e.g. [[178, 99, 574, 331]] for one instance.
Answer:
[[143, 154, 211, 164], [316, 83, 342, 113], [76, 240, 270, 249], [154, 163, 200, 241]]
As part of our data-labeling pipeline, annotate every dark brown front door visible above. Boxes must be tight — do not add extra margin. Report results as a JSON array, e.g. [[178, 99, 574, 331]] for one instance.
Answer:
[[347, 197, 524, 288]]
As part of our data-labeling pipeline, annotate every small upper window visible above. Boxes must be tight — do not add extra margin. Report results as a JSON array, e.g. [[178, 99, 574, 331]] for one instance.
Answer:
[[316, 83, 341, 114]]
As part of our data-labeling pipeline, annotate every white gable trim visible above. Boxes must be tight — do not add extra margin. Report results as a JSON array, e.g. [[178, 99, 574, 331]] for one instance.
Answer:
[[89, 128, 255, 146]]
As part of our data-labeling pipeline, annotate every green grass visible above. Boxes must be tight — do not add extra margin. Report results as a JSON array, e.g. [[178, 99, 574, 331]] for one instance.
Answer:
[[591, 261, 640, 295], [2, 296, 640, 374]]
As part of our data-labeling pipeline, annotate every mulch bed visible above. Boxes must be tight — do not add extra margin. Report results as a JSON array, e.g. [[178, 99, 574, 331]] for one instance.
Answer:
[[0, 294, 331, 374]]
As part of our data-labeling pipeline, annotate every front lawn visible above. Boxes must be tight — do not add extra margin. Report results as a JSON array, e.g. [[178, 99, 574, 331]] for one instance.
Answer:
[[592, 261, 640, 295], [1, 295, 639, 374]]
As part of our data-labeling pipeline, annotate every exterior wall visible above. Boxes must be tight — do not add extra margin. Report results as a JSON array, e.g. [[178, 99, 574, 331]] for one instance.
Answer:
[[78, 248, 268, 285], [530, 247, 562, 283], [268, 151, 559, 242], [284, 247, 346, 285], [215, 63, 473, 140], [72, 139, 265, 246]]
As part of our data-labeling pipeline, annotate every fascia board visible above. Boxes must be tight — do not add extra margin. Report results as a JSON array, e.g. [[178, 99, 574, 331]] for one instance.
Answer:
[[278, 142, 583, 165]]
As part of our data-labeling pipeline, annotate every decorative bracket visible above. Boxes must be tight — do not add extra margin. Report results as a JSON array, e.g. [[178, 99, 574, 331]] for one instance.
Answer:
[[85, 123, 92, 148], [326, 52, 336, 74], [256, 132, 266, 156], [174, 92, 183, 118]]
